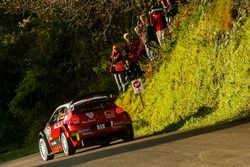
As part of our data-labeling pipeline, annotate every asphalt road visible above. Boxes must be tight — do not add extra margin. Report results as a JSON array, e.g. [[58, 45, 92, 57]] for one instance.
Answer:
[[1, 119, 250, 167]]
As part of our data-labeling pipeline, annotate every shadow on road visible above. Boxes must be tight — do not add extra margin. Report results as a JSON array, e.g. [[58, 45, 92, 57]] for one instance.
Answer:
[[38, 118, 250, 167]]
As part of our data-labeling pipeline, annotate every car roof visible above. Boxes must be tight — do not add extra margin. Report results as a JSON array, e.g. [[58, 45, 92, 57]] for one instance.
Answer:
[[56, 92, 117, 110], [72, 91, 118, 104], [55, 102, 72, 110], [72, 95, 113, 107]]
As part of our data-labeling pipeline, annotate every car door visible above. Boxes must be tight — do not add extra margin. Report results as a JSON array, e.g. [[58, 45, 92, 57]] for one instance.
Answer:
[[48, 108, 62, 151]]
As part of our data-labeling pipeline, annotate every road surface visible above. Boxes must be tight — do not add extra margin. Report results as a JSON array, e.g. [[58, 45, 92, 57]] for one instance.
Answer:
[[1, 119, 250, 167]]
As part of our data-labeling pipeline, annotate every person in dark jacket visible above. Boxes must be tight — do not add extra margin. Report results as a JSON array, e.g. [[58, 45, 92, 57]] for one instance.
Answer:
[[162, 0, 180, 25], [134, 14, 155, 61], [110, 44, 128, 92]]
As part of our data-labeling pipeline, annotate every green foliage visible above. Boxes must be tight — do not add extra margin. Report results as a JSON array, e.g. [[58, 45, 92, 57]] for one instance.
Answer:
[[117, 0, 250, 137], [0, 0, 136, 150]]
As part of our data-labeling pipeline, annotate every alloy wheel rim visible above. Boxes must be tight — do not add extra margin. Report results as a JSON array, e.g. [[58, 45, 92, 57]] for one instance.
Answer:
[[39, 139, 47, 160], [61, 134, 68, 153]]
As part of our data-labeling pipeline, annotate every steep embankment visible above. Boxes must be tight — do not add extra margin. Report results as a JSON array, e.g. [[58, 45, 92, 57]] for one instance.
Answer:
[[117, 0, 250, 136]]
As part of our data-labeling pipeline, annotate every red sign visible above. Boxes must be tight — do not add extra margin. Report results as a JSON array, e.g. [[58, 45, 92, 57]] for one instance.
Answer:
[[133, 80, 141, 88], [131, 79, 144, 94]]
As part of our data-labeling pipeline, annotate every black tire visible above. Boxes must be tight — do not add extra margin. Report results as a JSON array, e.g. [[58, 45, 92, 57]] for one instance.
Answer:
[[38, 138, 54, 161], [123, 124, 134, 142], [100, 141, 110, 147], [61, 133, 76, 156]]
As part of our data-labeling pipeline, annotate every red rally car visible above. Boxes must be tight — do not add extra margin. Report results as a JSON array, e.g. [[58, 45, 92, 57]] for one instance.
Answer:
[[38, 93, 134, 161]]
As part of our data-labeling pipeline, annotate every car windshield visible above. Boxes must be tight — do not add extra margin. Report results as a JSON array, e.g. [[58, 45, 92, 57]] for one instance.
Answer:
[[73, 100, 115, 114]]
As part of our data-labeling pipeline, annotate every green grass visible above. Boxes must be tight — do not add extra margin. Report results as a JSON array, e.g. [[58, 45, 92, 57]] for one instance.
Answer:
[[117, 0, 250, 137], [0, 145, 37, 163]]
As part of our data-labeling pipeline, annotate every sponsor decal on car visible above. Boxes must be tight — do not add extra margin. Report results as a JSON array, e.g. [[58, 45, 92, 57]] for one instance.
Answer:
[[51, 141, 57, 146], [85, 112, 94, 119], [112, 121, 126, 128], [44, 126, 51, 137], [81, 119, 96, 123], [78, 128, 91, 133], [81, 131, 94, 136], [104, 110, 115, 118]]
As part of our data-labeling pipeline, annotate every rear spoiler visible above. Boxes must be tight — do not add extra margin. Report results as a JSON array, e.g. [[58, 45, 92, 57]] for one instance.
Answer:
[[72, 91, 118, 104], [70, 93, 118, 111]]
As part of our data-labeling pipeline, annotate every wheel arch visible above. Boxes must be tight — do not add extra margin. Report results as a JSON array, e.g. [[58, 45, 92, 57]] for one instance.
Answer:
[[38, 131, 45, 140], [38, 131, 53, 154]]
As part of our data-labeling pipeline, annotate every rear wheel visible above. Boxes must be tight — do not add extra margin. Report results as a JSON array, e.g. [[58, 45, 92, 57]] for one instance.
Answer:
[[61, 133, 76, 156], [123, 124, 134, 142], [39, 138, 54, 161]]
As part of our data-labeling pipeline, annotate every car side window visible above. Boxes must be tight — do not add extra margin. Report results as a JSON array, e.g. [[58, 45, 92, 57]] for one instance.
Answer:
[[58, 107, 67, 122], [50, 110, 59, 125]]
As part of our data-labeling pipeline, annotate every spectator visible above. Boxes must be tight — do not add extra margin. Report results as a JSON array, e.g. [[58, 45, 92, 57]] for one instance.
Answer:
[[109, 44, 127, 92], [122, 33, 144, 80], [134, 26, 147, 61], [122, 33, 140, 64], [134, 14, 155, 61], [160, 0, 171, 27], [122, 33, 132, 58], [149, 0, 168, 46], [165, 0, 180, 24]]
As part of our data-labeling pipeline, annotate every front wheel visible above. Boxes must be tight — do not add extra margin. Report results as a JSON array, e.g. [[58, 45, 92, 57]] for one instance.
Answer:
[[39, 138, 54, 161], [61, 133, 76, 156]]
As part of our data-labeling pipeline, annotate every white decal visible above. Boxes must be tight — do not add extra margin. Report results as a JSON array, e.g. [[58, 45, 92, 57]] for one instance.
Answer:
[[51, 141, 57, 146], [96, 123, 106, 130], [44, 126, 51, 137], [105, 110, 115, 118], [85, 112, 94, 119], [54, 123, 59, 129]]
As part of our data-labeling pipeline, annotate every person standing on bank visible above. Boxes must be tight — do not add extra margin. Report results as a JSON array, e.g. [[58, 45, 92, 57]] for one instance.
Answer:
[[134, 14, 155, 61], [149, 0, 167, 46], [109, 44, 127, 92], [122, 33, 144, 80]]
